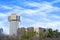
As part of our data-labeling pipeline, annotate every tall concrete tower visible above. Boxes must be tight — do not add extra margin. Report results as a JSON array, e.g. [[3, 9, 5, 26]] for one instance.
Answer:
[[8, 13, 20, 36]]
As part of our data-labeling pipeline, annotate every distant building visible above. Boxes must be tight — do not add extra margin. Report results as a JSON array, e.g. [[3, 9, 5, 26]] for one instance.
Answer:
[[39, 27, 46, 33], [8, 13, 20, 36], [0, 33, 8, 40], [17, 27, 25, 37], [27, 27, 34, 32]]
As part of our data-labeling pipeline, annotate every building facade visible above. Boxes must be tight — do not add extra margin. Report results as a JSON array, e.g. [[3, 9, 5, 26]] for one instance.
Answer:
[[17, 27, 25, 37], [8, 13, 20, 36], [27, 27, 34, 32]]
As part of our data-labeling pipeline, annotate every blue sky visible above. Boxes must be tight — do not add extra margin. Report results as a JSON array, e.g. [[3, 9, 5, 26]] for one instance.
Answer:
[[0, 0, 60, 34]]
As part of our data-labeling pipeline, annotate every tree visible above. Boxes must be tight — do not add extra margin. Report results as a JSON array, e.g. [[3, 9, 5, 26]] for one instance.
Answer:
[[47, 28, 54, 37], [53, 29, 59, 38], [21, 30, 36, 40], [39, 32, 48, 40]]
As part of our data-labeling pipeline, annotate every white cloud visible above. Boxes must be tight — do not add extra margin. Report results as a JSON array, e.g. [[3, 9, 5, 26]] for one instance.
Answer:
[[0, 13, 9, 34], [30, 21, 60, 31], [0, 13, 7, 17], [18, 1, 60, 17], [12, 1, 60, 31], [0, 0, 60, 34], [0, 21, 9, 34], [51, 0, 60, 4], [0, 5, 12, 9], [51, 15, 60, 19]]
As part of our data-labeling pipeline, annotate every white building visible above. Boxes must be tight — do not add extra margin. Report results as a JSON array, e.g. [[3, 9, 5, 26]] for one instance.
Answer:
[[8, 13, 20, 36]]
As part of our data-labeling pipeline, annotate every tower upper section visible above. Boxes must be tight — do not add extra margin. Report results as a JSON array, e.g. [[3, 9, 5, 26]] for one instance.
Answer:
[[8, 13, 20, 21]]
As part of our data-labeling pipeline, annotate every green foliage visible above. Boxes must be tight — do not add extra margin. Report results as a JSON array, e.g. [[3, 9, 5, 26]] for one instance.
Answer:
[[39, 32, 47, 40], [11, 28, 60, 40], [20, 30, 35, 40], [47, 28, 54, 37], [39, 32, 44, 39], [53, 29, 59, 37], [47, 28, 59, 38]]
